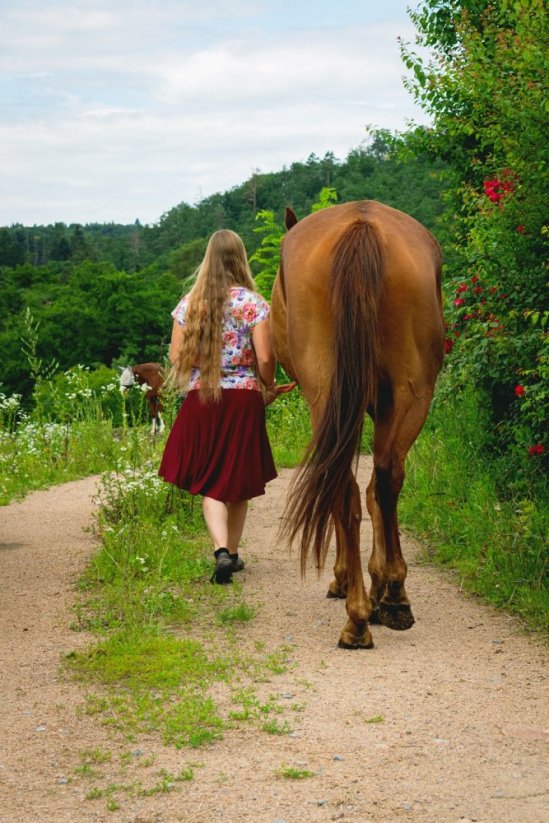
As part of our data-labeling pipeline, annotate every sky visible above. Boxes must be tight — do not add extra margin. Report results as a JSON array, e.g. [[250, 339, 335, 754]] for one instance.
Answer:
[[0, 0, 429, 227]]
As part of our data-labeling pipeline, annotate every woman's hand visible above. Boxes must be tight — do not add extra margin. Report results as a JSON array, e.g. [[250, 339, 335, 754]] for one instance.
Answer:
[[263, 382, 298, 406]]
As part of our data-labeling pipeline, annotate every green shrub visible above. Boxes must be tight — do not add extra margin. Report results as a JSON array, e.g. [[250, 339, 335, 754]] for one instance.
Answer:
[[400, 374, 548, 632]]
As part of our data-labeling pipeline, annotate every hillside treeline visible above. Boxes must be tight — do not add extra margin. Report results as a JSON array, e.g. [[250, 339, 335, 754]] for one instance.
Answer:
[[1, 140, 447, 397]]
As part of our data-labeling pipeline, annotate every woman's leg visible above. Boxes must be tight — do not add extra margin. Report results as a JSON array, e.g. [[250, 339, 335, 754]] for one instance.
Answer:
[[227, 500, 248, 554], [202, 497, 249, 552], [202, 496, 229, 550], [202, 496, 233, 583], [202, 497, 248, 579]]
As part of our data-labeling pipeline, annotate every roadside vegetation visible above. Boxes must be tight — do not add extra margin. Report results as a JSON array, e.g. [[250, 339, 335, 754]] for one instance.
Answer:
[[400, 373, 548, 632], [395, 0, 547, 632]]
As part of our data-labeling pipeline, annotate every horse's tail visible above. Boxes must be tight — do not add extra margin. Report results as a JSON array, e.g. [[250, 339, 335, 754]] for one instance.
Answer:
[[284, 219, 384, 575]]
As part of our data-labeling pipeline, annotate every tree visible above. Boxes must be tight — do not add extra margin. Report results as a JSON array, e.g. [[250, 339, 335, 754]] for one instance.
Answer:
[[249, 210, 284, 299], [0, 228, 25, 267], [401, 0, 548, 477], [49, 223, 72, 261]]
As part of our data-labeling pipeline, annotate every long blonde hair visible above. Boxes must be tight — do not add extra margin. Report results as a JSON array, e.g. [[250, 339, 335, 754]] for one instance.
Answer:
[[172, 229, 257, 401]]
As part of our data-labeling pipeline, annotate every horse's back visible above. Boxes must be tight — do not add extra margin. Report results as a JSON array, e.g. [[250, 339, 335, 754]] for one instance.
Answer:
[[282, 200, 441, 289], [134, 362, 164, 391], [274, 201, 444, 407]]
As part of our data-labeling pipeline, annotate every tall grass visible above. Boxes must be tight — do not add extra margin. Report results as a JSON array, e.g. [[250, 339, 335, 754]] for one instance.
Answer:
[[400, 374, 548, 632], [266, 386, 311, 466], [0, 384, 157, 505]]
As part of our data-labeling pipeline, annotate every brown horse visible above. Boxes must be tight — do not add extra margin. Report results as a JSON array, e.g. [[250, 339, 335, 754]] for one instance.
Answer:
[[119, 362, 165, 434], [271, 200, 444, 649]]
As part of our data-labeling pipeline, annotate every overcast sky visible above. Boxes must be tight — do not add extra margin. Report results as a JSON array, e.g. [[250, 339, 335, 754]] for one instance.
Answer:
[[0, 0, 428, 227]]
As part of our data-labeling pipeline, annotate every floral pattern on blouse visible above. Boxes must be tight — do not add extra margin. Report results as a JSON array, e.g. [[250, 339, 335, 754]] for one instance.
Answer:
[[172, 286, 270, 391]]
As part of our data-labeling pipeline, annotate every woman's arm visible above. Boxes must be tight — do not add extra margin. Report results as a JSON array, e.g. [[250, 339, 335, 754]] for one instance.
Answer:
[[252, 317, 276, 388], [169, 320, 184, 365]]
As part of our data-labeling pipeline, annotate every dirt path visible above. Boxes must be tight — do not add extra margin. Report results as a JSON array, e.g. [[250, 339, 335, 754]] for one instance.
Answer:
[[0, 461, 547, 823]]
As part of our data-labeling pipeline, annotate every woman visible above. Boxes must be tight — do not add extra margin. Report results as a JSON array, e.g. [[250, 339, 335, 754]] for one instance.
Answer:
[[159, 229, 292, 584]]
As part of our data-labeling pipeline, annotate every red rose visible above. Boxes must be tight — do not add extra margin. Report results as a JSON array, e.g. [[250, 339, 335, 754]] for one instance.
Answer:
[[514, 385, 526, 398], [454, 298, 465, 307], [517, 225, 525, 234], [528, 444, 545, 456]]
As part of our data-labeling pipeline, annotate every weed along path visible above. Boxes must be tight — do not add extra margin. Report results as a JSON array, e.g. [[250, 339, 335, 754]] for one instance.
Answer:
[[0, 462, 548, 823]]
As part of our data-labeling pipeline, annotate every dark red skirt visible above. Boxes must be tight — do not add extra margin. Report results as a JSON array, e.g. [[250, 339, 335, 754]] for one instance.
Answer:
[[158, 389, 277, 502]]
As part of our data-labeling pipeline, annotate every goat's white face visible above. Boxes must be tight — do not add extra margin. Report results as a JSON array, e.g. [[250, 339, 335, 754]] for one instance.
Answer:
[[119, 366, 135, 389]]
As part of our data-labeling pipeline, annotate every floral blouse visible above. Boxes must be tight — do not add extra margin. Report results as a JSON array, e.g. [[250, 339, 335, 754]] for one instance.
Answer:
[[172, 286, 270, 391]]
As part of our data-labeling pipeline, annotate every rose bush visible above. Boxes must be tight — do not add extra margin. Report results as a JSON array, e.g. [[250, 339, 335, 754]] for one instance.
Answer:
[[400, 0, 547, 490]]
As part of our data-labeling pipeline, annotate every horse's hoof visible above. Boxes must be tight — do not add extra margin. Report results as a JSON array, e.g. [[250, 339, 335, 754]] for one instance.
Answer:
[[378, 602, 415, 631], [368, 608, 381, 624], [326, 582, 347, 599], [337, 621, 374, 649], [337, 636, 374, 650]]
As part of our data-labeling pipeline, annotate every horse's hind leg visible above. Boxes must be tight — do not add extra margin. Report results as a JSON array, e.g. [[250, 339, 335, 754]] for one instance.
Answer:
[[334, 474, 373, 649], [326, 532, 349, 599], [367, 386, 433, 630]]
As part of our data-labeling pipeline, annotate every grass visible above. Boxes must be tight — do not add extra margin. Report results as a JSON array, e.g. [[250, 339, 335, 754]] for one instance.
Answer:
[[76, 744, 198, 811], [228, 687, 292, 734], [216, 603, 256, 624], [399, 373, 548, 633], [0, 365, 160, 505], [276, 765, 316, 779], [266, 387, 311, 466], [66, 463, 295, 750], [0, 418, 139, 505]]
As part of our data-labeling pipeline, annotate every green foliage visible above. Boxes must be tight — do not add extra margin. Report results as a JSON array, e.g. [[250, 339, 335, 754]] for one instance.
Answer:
[[249, 186, 343, 301], [310, 186, 338, 212], [0, 316, 165, 504], [401, 0, 548, 473], [1, 261, 180, 397], [400, 374, 548, 632], [0, 366, 149, 504], [249, 210, 284, 298], [166, 237, 208, 283], [266, 387, 311, 467]]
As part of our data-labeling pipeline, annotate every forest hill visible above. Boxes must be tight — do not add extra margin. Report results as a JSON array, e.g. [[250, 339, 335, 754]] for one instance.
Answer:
[[0, 142, 448, 397]]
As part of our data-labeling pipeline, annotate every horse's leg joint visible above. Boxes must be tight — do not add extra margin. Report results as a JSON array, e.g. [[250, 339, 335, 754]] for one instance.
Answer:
[[374, 460, 404, 499]]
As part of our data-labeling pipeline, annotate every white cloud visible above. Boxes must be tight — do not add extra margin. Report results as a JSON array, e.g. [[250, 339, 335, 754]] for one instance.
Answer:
[[156, 25, 404, 105], [0, 1, 428, 226]]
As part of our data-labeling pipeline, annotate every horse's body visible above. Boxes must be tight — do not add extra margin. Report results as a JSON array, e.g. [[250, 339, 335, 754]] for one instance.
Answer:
[[119, 362, 165, 434], [271, 200, 444, 649]]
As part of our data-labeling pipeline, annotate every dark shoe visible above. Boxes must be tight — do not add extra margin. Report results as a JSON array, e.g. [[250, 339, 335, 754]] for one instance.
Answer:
[[210, 550, 233, 584], [230, 553, 245, 572]]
